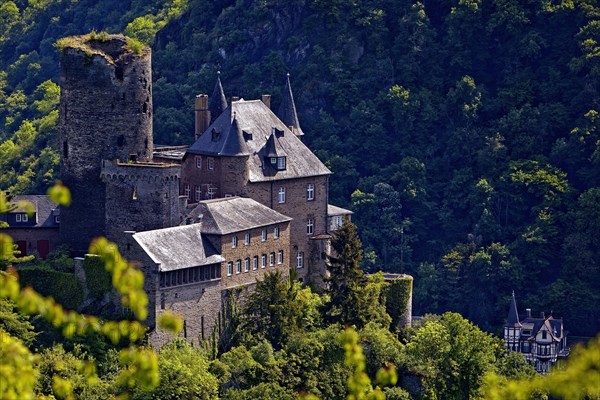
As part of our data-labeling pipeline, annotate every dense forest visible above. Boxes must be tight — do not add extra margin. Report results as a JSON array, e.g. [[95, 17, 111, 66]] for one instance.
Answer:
[[1, 0, 599, 337]]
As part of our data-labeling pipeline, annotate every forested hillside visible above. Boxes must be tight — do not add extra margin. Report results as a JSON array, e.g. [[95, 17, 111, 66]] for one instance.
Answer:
[[1, 0, 599, 336]]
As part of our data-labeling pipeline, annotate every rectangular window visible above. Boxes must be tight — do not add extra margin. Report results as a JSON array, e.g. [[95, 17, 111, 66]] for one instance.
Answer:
[[278, 187, 285, 203], [307, 183, 314, 200], [278, 250, 283, 264], [277, 157, 286, 170], [206, 186, 216, 199], [307, 219, 314, 235], [194, 186, 201, 202], [22, 214, 28, 222], [232, 235, 237, 248], [274, 226, 280, 239], [196, 156, 202, 169], [261, 254, 267, 268], [261, 229, 267, 241], [245, 232, 250, 245], [236, 260, 241, 274], [332, 215, 343, 230], [54, 215, 60, 224], [269, 252, 275, 266], [253, 256, 258, 270], [184, 184, 191, 199], [15, 214, 21, 222], [297, 252, 304, 268], [244, 258, 250, 272], [207, 157, 214, 170]]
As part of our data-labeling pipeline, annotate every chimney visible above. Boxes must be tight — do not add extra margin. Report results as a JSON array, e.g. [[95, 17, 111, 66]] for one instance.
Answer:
[[261, 94, 271, 109], [231, 96, 240, 102], [526, 308, 531, 318], [540, 311, 545, 319], [195, 94, 210, 140]]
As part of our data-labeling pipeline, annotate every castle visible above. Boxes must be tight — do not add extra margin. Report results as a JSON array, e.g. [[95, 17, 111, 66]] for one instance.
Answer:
[[52, 34, 356, 346]]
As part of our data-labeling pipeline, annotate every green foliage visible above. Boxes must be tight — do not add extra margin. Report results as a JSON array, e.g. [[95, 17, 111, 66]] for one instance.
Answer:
[[325, 218, 367, 326], [384, 276, 412, 330], [0, 298, 37, 345], [132, 339, 218, 400], [404, 313, 503, 400], [17, 265, 84, 310], [484, 335, 600, 400], [82, 255, 112, 299], [240, 270, 300, 349]]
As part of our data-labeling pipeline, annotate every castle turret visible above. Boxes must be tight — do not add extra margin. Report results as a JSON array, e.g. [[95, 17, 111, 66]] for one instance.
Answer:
[[208, 71, 227, 124], [101, 160, 180, 249], [277, 73, 304, 138], [58, 34, 153, 254]]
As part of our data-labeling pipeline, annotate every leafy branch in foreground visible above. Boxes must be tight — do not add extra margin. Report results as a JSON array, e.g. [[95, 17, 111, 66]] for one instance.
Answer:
[[0, 183, 183, 400], [483, 335, 600, 400]]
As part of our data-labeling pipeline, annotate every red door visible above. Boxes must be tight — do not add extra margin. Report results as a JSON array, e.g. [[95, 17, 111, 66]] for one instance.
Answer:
[[37, 240, 50, 259], [15, 240, 27, 257]]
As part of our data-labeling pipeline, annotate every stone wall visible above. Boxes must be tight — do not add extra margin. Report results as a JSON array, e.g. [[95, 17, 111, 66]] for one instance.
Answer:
[[59, 34, 153, 254], [213, 220, 291, 289], [102, 160, 180, 250], [245, 175, 329, 282], [180, 155, 249, 201]]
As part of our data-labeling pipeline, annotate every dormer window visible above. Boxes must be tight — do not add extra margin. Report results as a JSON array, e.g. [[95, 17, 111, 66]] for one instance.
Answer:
[[277, 157, 286, 170], [270, 156, 286, 170]]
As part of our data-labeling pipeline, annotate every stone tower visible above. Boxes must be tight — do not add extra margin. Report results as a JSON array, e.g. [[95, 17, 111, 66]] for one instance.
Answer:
[[100, 160, 181, 250], [58, 34, 153, 254]]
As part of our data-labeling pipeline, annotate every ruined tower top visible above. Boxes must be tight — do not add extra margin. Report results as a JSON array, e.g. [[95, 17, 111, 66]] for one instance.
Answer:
[[58, 32, 154, 255]]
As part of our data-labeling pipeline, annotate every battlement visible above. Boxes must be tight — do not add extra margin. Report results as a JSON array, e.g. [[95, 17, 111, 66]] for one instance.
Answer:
[[101, 160, 180, 183]]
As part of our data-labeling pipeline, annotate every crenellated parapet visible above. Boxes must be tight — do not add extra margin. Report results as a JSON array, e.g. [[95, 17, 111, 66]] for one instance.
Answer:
[[100, 160, 180, 183]]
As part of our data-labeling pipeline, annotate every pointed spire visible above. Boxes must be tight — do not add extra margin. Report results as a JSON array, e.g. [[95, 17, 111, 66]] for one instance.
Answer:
[[507, 291, 520, 326], [220, 112, 248, 156], [277, 73, 304, 137], [209, 71, 228, 123]]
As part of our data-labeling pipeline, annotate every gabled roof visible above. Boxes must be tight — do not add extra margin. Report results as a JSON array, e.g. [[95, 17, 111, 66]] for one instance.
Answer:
[[132, 224, 224, 272], [526, 316, 563, 341], [4, 195, 59, 228], [186, 100, 330, 182], [189, 197, 292, 235], [209, 72, 228, 123], [277, 74, 304, 137]]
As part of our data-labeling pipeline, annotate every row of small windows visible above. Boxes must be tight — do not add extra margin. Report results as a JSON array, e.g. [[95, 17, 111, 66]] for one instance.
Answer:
[[232, 226, 280, 248], [195, 156, 215, 171], [159, 264, 221, 288], [184, 184, 217, 201], [227, 251, 284, 275], [277, 184, 316, 204]]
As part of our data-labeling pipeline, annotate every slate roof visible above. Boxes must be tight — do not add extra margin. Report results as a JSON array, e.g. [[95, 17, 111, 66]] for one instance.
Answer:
[[507, 291, 521, 327], [277, 74, 304, 137], [189, 197, 292, 235], [523, 316, 564, 341], [209, 73, 228, 124], [132, 224, 224, 272], [6, 195, 59, 228], [328, 204, 354, 216], [186, 99, 330, 182]]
